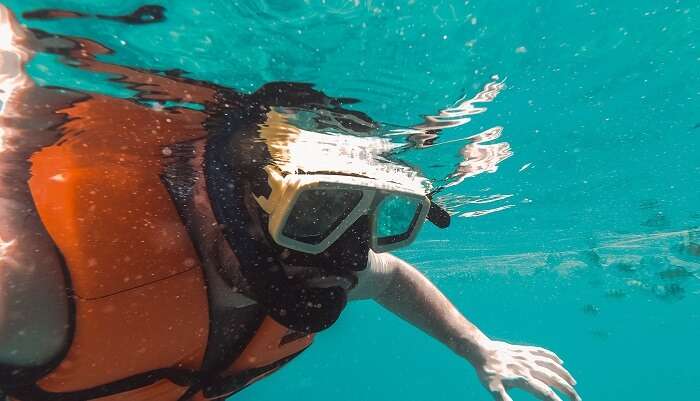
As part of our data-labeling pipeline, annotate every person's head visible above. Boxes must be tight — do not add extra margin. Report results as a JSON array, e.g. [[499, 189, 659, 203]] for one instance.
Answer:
[[204, 83, 444, 332]]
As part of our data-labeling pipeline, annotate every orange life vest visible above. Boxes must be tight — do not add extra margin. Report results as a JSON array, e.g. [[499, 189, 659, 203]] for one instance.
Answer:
[[8, 94, 313, 401]]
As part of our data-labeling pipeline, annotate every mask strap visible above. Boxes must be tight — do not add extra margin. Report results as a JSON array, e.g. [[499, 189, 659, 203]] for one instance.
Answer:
[[426, 192, 451, 229]]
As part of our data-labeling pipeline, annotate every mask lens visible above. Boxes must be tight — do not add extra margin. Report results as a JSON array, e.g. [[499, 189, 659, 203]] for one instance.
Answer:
[[282, 188, 363, 245], [375, 195, 422, 245]]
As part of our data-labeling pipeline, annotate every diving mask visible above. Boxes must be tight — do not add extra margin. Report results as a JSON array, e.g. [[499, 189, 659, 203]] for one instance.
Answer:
[[254, 166, 432, 254]]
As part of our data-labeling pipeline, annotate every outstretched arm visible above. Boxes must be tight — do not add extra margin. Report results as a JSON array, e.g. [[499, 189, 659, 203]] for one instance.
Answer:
[[350, 251, 581, 401]]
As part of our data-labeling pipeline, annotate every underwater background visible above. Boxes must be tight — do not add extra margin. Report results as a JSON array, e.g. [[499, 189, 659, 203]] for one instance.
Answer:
[[2, 1, 699, 400]]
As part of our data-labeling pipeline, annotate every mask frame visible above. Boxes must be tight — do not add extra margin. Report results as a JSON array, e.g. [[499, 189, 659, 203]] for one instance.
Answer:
[[254, 166, 431, 254]]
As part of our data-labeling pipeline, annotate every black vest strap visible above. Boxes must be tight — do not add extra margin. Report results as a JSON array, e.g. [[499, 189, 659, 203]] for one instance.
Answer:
[[160, 139, 268, 387], [186, 349, 307, 401], [4, 367, 197, 401], [3, 324, 309, 401]]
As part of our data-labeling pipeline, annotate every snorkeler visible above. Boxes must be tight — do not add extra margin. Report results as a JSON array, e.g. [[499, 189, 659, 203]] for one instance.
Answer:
[[0, 6, 580, 401]]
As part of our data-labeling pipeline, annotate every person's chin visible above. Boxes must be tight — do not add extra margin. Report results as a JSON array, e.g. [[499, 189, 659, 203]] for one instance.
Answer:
[[281, 261, 358, 291], [272, 278, 350, 333], [305, 273, 356, 291]]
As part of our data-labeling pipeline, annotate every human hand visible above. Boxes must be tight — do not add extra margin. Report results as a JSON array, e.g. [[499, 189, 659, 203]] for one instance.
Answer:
[[473, 340, 581, 401]]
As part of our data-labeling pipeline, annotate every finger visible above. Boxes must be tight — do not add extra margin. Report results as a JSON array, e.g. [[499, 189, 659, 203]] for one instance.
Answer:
[[489, 383, 514, 401], [531, 369, 581, 401], [523, 346, 564, 364], [535, 359, 577, 385], [514, 377, 564, 401]]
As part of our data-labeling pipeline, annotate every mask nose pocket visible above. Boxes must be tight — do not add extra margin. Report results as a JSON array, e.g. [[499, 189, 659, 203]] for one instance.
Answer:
[[322, 215, 371, 272]]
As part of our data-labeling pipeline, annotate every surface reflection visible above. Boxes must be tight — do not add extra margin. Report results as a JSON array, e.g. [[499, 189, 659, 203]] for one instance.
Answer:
[[2, 3, 516, 222], [23, 5, 166, 25]]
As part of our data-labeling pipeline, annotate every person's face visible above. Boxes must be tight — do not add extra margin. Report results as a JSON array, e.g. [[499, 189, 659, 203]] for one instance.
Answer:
[[243, 188, 370, 332], [277, 214, 371, 291]]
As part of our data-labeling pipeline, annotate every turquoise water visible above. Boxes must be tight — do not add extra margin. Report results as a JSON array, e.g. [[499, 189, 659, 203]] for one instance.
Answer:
[[3, 1, 699, 400]]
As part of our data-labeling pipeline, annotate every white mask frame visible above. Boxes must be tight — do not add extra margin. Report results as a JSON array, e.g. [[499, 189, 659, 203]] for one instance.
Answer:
[[254, 166, 431, 254]]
